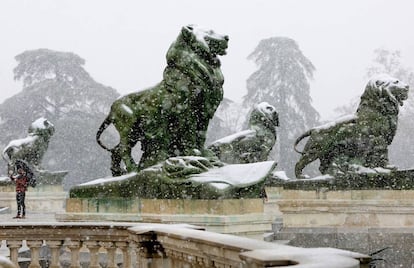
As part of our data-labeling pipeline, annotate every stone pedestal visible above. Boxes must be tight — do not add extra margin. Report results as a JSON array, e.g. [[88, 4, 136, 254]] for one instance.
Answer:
[[267, 183, 414, 267], [0, 183, 67, 213], [57, 198, 275, 236]]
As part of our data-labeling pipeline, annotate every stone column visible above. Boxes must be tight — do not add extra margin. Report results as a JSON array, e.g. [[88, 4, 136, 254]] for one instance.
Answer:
[[100, 242, 117, 268], [46, 240, 62, 268], [27, 240, 42, 268], [133, 243, 145, 268], [7, 240, 22, 267], [67, 241, 81, 268], [116, 242, 131, 268], [84, 241, 100, 268]]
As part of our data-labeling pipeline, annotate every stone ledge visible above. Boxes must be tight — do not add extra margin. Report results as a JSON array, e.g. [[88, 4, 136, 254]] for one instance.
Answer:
[[268, 169, 414, 190], [275, 226, 414, 267], [56, 212, 274, 235], [55, 212, 143, 222], [66, 198, 264, 215]]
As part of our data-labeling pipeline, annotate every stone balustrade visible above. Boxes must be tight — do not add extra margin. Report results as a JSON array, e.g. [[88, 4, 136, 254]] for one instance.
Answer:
[[0, 222, 370, 268]]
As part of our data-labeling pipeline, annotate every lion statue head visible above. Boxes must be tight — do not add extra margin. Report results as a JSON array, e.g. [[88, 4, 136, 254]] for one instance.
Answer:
[[294, 74, 409, 178], [3, 117, 55, 170], [180, 24, 228, 58], [249, 102, 279, 132]]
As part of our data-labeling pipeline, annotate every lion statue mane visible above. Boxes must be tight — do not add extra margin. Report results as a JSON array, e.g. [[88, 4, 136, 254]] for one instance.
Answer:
[[97, 25, 229, 176], [294, 74, 409, 178], [2, 117, 55, 171], [208, 102, 279, 164]]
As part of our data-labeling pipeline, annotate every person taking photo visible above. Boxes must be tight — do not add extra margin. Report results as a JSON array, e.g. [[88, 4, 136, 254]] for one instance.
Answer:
[[9, 164, 28, 219]]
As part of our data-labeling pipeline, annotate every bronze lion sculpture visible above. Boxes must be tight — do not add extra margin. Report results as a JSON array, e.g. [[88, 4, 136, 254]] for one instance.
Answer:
[[208, 102, 279, 164], [97, 25, 229, 176], [294, 74, 409, 178]]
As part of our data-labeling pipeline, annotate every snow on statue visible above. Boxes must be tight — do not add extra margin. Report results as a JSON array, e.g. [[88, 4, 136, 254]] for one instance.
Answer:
[[96, 25, 229, 176], [294, 74, 409, 178], [208, 102, 278, 164], [71, 26, 278, 199], [2, 118, 54, 172], [2, 118, 68, 185]]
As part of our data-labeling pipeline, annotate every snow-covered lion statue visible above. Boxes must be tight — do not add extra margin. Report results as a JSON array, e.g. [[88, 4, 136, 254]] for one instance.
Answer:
[[294, 74, 409, 178], [208, 102, 279, 164], [2, 117, 55, 171], [96, 25, 229, 176]]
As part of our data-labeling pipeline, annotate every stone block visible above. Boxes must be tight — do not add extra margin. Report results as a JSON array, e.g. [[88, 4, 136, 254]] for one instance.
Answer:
[[66, 199, 82, 213]]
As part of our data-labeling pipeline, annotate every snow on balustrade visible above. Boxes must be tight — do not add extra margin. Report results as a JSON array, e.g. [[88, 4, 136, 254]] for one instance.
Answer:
[[0, 222, 371, 267]]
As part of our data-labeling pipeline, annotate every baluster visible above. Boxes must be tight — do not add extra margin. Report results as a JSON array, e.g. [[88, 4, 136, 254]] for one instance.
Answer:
[[7, 240, 22, 267], [132, 242, 145, 268], [116, 242, 131, 268], [26, 240, 42, 268], [84, 241, 101, 268], [67, 241, 81, 268], [100, 242, 117, 268], [46, 240, 62, 268]]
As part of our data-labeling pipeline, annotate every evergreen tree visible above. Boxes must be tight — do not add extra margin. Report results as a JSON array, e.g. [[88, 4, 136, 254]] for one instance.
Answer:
[[0, 49, 119, 188], [243, 37, 320, 177]]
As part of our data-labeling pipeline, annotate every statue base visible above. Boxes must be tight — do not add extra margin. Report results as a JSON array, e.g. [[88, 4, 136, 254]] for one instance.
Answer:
[[37, 170, 68, 185], [57, 197, 275, 236], [266, 170, 414, 267], [0, 176, 67, 213]]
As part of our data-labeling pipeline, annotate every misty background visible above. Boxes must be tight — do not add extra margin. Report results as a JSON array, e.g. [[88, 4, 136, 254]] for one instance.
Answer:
[[1, 0, 414, 188]]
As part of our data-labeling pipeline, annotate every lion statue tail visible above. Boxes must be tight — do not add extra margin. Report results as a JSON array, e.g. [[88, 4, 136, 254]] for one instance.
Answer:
[[293, 130, 312, 154], [96, 116, 113, 152]]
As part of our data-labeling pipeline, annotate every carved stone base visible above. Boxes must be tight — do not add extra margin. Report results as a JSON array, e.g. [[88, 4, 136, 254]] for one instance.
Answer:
[[58, 198, 275, 236], [267, 184, 414, 267]]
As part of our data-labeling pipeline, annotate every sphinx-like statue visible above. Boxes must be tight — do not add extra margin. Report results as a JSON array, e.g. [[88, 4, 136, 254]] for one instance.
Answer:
[[294, 74, 409, 178], [208, 102, 279, 164]]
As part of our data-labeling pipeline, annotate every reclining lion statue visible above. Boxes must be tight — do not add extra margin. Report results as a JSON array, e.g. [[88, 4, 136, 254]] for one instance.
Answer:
[[294, 74, 409, 178], [2, 117, 55, 172], [208, 102, 279, 164], [97, 25, 229, 176]]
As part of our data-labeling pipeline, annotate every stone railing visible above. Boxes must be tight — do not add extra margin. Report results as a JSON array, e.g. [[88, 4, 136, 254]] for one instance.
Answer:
[[0, 222, 370, 268]]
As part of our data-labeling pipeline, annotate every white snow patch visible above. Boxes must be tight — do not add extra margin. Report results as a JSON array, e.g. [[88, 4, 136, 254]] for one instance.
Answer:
[[350, 164, 392, 174], [190, 161, 275, 188], [367, 73, 398, 88], [305, 174, 334, 181], [272, 170, 291, 181], [189, 24, 227, 50], [121, 104, 133, 115], [79, 172, 138, 186], [211, 130, 255, 145], [2, 135, 37, 155], [313, 114, 356, 131], [209, 183, 231, 190], [0, 177, 10, 182], [31, 117, 52, 130]]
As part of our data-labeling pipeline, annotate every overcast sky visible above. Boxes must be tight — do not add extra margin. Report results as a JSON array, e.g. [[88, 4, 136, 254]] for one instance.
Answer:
[[1, 0, 413, 119]]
